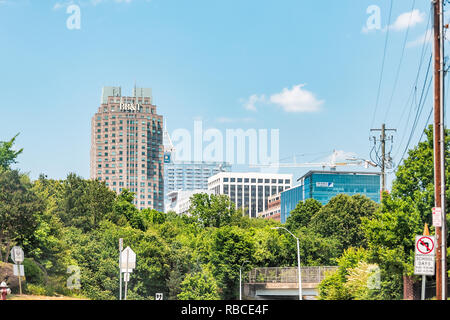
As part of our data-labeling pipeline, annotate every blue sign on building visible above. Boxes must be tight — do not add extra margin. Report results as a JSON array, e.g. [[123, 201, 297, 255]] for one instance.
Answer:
[[280, 171, 381, 223]]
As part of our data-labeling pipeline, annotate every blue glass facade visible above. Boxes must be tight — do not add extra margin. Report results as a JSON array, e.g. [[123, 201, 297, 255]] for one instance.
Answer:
[[280, 171, 381, 223]]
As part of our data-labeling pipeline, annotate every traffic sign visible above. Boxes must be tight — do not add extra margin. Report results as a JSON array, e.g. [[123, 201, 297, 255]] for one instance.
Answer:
[[415, 255, 435, 276], [433, 207, 442, 227], [121, 269, 134, 273], [415, 236, 436, 256], [10, 246, 24, 264], [155, 293, 163, 300], [120, 247, 136, 270], [13, 265, 25, 277], [123, 272, 130, 282]]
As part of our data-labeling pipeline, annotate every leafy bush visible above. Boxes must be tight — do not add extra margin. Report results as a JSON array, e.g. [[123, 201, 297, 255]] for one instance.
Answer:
[[26, 284, 47, 296], [23, 258, 46, 285]]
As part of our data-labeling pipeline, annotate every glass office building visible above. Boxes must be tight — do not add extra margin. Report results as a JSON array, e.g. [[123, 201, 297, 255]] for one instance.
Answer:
[[164, 161, 231, 193], [280, 171, 381, 223], [162, 128, 232, 211]]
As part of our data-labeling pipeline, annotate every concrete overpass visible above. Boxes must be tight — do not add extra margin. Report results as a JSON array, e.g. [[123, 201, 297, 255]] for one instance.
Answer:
[[243, 266, 338, 300]]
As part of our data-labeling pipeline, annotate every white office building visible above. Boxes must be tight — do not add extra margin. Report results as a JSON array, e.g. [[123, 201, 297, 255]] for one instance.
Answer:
[[165, 189, 213, 215], [208, 172, 293, 218]]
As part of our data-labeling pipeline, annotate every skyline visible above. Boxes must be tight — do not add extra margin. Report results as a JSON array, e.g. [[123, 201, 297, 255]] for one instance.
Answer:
[[0, 0, 447, 188]]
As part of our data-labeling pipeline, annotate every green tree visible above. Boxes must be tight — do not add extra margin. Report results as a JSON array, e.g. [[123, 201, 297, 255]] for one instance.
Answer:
[[362, 194, 422, 299], [178, 269, 220, 300], [0, 169, 41, 262], [285, 198, 322, 231], [310, 194, 378, 255], [112, 189, 152, 231], [28, 175, 70, 275], [392, 126, 450, 225], [57, 174, 116, 231], [0, 134, 23, 170], [318, 247, 368, 300], [189, 193, 240, 228], [207, 226, 255, 299]]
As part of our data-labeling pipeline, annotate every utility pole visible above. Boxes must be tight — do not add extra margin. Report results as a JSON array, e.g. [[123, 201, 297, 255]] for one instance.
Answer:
[[433, 0, 447, 301], [370, 124, 396, 192]]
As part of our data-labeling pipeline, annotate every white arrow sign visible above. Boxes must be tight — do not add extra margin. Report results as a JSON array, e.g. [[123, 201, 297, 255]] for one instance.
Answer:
[[120, 246, 136, 270]]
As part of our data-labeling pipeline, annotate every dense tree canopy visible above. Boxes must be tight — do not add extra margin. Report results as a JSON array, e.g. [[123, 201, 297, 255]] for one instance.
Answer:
[[0, 169, 42, 262]]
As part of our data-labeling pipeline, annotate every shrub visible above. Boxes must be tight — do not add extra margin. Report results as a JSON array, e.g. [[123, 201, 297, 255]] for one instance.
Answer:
[[23, 258, 46, 285], [26, 284, 47, 296]]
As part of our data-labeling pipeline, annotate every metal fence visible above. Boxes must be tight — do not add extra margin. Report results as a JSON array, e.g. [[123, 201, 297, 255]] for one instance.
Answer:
[[247, 267, 338, 284]]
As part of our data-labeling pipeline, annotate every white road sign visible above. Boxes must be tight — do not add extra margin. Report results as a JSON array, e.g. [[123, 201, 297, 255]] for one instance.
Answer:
[[120, 246, 136, 270], [414, 255, 435, 276], [415, 236, 436, 256], [432, 207, 442, 227], [414, 235, 436, 276], [123, 272, 130, 282], [121, 269, 134, 273], [10, 246, 24, 264], [155, 293, 163, 300], [13, 264, 25, 277]]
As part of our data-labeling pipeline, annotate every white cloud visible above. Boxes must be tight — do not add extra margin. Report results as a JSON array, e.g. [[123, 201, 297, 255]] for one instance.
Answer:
[[362, 10, 426, 34], [269, 84, 324, 113], [241, 84, 323, 113], [389, 9, 425, 31], [241, 94, 266, 111]]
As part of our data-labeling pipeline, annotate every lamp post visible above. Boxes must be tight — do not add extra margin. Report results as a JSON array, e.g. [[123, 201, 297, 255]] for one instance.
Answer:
[[239, 260, 250, 300], [272, 227, 302, 300]]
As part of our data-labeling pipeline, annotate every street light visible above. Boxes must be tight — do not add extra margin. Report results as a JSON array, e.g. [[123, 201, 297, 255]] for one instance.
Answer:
[[272, 227, 302, 300], [240, 260, 250, 300]]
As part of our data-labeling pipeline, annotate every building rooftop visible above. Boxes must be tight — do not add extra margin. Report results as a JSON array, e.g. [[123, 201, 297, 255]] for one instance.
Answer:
[[296, 170, 381, 181]]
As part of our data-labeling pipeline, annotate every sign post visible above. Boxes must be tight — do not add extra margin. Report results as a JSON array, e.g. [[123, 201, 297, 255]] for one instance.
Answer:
[[414, 227, 436, 300], [119, 238, 123, 301], [120, 246, 136, 301], [10, 246, 24, 295]]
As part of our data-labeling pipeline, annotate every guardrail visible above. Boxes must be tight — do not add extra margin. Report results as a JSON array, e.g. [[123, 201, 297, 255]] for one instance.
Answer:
[[247, 266, 338, 284]]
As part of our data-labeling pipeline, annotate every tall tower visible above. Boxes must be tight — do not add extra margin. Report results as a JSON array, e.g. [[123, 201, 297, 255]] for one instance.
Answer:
[[90, 86, 164, 211]]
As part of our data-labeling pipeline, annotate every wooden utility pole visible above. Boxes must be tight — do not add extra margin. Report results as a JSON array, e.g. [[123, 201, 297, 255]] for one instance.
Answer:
[[433, 0, 447, 301]]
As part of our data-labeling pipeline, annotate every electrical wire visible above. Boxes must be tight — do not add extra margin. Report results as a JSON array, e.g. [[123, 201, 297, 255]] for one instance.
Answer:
[[370, 0, 395, 129], [384, 0, 418, 123]]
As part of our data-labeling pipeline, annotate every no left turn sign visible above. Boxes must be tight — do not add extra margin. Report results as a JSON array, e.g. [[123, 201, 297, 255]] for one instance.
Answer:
[[415, 236, 436, 256]]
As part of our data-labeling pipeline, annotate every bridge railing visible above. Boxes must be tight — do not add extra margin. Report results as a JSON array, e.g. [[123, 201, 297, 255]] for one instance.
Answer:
[[247, 266, 338, 284]]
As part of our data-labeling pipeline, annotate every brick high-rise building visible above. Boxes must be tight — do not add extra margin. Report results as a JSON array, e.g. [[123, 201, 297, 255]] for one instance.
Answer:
[[90, 86, 164, 211]]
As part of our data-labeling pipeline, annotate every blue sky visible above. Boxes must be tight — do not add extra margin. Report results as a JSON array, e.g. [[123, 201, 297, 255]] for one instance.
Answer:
[[0, 0, 445, 187]]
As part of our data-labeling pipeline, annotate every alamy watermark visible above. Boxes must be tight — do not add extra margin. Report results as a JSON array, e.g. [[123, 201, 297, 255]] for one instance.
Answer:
[[366, 265, 381, 290], [66, 4, 81, 30], [67, 265, 81, 290], [169, 120, 280, 168]]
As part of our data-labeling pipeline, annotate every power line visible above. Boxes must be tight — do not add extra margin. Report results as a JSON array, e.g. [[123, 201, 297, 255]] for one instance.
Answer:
[[393, 6, 432, 158], [395, 73, 433, 169], [370, 0, 394, 129], [394, 53, 432, 160], [384, 0, 417, 123]]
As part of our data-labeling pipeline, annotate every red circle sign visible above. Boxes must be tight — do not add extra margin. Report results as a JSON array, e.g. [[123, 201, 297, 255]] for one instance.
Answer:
[[416, 236, 434, 254]]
